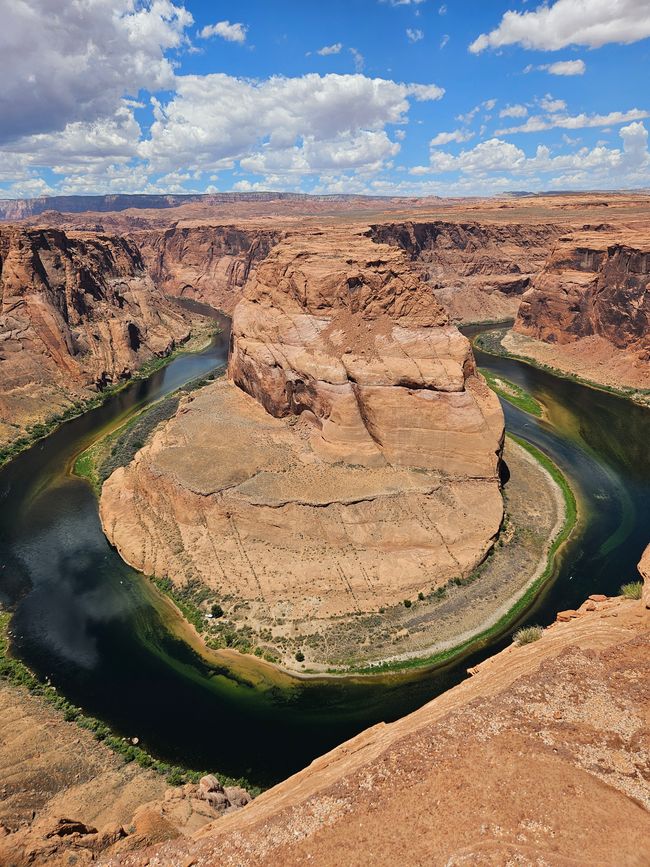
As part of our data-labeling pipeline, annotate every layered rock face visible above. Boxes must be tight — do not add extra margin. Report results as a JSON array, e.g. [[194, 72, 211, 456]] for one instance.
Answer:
[[0, 227, 191, 441], [367, 221, 563, 322], [229, 231, 504, 474], [515, 233, 650, 356], [135, 225, 282, 314], [101, 231, 504, 635]]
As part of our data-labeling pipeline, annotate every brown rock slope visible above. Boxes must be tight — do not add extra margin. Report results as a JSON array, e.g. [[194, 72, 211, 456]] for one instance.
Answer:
[[100, 230, 504, 650], [0, 227, 193, 444], [367, 221, 563, 323], [135, 225, 282, 314], [510, 230, 650, 390], [0, 680, 251, 866], [105, 589, 650, 867]]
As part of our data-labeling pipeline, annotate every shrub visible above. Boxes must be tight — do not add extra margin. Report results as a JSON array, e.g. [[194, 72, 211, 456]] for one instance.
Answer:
[[417, 591, 425, 601], [295, 651, 305, 662], [620, 581, 643, 600], [211, 603, 224, 618], [513, 625, 544, 646], [403, 599, 412, 608]]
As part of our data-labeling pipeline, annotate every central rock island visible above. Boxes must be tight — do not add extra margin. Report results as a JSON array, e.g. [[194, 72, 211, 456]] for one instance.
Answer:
[[100, 228, 507, 666]]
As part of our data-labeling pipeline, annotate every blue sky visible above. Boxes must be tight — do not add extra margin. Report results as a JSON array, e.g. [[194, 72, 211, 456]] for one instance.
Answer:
[[1, 0, 650, 198]]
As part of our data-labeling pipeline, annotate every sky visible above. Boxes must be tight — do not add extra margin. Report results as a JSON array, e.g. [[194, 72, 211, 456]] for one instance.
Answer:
[[1, 0, 650, 199]]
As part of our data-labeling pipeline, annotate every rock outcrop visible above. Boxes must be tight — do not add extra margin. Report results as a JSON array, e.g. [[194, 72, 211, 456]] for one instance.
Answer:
[[135, 225, 282, 314], [515, 232, 650, 355], [367, 221, 563, 322], [229, 230, 504, 474], [100, 230, 504, 653], [0, 227, 193, 443], [103, 585, 650, 867], [0, 677, 251, 867]]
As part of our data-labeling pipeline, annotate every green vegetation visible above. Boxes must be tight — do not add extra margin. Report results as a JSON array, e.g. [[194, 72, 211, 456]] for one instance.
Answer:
[[295, 651, 305, 662], [480, 368, 543, 417], [513, 625, 544, 645], [211, 603, 224, 619], [151, 577, 207, 633], [0, 609, 257, 793], [403, 599, 412, 608], [620, 581, 643, 600]]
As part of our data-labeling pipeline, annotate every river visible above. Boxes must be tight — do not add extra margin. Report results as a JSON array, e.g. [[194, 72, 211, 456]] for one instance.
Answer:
[[1, 319, 648, 789]]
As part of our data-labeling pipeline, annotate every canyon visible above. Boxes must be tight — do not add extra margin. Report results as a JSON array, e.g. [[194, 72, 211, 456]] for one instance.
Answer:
[[0, 227, 200, 447], [0, 192, 648, 865]]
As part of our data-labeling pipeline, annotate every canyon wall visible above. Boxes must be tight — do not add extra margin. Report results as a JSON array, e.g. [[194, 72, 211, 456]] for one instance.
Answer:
[[367, 220, 563, 322], [0, 227, 192, 443], [515, 232, 650, 357], [134, 226, 283, 314]]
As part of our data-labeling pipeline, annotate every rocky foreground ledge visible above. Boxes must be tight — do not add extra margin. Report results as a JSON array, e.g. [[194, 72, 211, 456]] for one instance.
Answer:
[[103, 559, 650, 867]]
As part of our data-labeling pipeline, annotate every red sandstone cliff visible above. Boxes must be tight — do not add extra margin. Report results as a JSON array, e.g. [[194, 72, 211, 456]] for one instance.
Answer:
[[515, 232, 650, 357], [134, 225, 282, 314], [367, 221, 563, 322], [0, 227, 193, 443]]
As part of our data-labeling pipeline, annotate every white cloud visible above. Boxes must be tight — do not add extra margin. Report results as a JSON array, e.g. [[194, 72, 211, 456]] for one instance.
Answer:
[[430, 129, 474, 146], [410, 121, 650, 189], [406, 28, 424, 43], [483, 99, 497, 112], [539, 95, 567, 113], [0, 0, 192, 146], [407, 83, 445, 101], [439, 4, 447, 14], [470, 0, 650, 54], [440, 34, 450, 49], [497, 107, 649, 135], [544, 59, 586, 75], [138, 73, 442, 176], [199, 20, 247, 44], [349, 48, 365, 72], [499, 104, 528, 119], [317, 43, 343, 56]]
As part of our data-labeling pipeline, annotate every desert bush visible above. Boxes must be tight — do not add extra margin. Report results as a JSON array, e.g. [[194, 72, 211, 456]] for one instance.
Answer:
[[620, 581, 643, 600], [513, 625, 543, 646]]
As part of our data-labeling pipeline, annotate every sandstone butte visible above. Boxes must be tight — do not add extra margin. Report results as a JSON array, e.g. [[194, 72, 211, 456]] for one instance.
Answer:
[[0, 226, 197, 446], [99, 229, 505, 632]]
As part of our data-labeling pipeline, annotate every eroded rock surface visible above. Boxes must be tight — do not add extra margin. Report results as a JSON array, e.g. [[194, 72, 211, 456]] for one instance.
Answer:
[[368, 220, 563, 323], [135, 225, 282, 314], [103, 589, 650, 867], [229, 230, 504, 474], [514, 231, 650, 375], [0, 227, 193, 443], [100, 230, 504, 647]]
